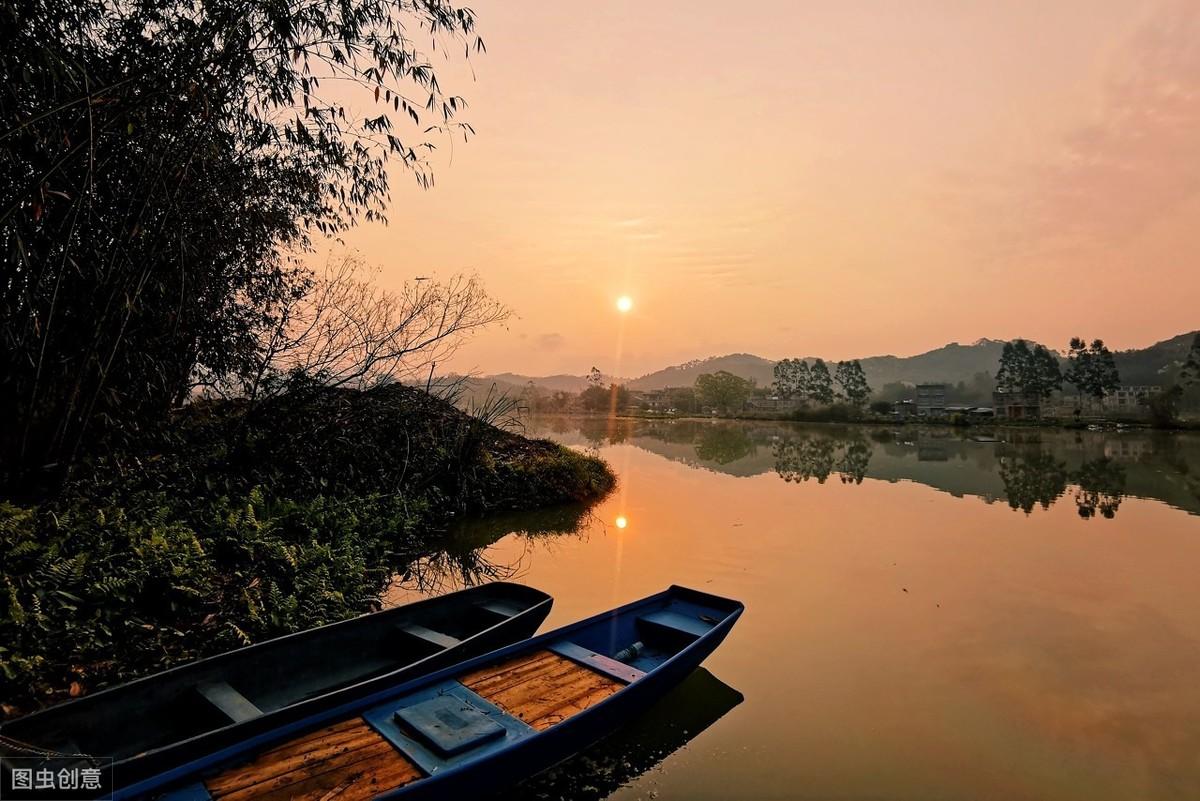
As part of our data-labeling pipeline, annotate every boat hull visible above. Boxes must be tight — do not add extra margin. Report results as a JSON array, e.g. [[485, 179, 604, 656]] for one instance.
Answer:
[[1, 582, 552, 792]]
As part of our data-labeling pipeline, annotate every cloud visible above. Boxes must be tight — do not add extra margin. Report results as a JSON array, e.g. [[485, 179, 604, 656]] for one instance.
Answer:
[[536, 332, 565, 351], [953, 1, 1200, 261]]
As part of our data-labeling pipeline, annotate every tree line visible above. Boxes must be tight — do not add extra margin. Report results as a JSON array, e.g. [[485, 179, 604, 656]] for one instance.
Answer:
[[772, 358, 871, 407]]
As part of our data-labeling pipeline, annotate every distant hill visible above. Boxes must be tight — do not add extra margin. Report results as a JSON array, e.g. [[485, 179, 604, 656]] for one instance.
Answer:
[[626, 354, 776, 390], [856, 338, 1019, 388], [479, 331, 1199, 394], [1112, 331, 1199, 385], [487, 373, 592, 393]]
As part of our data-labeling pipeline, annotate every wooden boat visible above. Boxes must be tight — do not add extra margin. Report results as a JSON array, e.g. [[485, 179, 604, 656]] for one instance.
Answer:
[[0, 582, 552, 792], [495, 667, 743, 801], [138, 585, 742, 801]]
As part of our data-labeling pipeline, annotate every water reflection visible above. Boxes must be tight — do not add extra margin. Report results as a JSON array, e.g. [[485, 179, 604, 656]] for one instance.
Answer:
[[386, 503, 595, 599], [531, 417, 1200, 519], [489, 669, 743, 801], [773, 428, 871, 484]]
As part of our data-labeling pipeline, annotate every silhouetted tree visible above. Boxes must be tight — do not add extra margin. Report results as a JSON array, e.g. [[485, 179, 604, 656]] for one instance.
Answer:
[[995, 340, 1061, 405], [808, 359, 834, 405], [2, 0, 483, 479], [695, 371, 753, 414], [1065, 338, 1121, 406], [834, 360, 871, 407]]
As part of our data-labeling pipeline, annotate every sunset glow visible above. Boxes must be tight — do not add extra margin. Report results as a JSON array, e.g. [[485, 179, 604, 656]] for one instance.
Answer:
[[332, 0, 1199, 378]]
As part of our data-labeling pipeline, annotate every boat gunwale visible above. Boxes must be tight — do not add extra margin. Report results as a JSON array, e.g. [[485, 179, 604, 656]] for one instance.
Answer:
[[122, 584, 742, 801], [4, 582, 550, 775]]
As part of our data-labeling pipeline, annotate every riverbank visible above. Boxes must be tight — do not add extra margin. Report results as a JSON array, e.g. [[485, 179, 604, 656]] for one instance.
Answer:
[[0, 384, 614, 716], [598, 409, 1200, 432]]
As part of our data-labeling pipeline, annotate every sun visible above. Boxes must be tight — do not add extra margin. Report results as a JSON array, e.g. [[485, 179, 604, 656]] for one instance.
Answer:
[[615, 295, 633, 313], [615, 515, 628, 529]]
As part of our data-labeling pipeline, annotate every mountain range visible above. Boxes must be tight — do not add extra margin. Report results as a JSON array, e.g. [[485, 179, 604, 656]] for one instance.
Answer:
[[478, 331, 1198, 394]]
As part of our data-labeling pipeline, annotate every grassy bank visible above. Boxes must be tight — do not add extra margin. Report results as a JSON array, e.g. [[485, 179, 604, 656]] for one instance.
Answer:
[[0, 383, 614, 716]]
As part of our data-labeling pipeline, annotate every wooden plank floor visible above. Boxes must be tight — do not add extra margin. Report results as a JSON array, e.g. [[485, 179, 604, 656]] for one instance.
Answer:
[[205, 719, 422, 801], [460, 649, 624, 731]]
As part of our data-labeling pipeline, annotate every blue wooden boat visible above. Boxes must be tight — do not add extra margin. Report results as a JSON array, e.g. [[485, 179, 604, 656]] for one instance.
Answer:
[[0, 582, 551, 793], [494, 667, 743, 801], [138, 585, 743, 801]]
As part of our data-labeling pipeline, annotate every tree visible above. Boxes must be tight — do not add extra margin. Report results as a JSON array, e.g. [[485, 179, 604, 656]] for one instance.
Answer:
[[665, 386, 699, 414], [995, 340, 1060, 418], [794, 360, 812, 400], [834, 360, 871, 407], [995, 341, 1028, 391], [772, 358, 811, 400], [580, 382, 628, 412], [695, 371, 753, 414], [1147, 385, 1184, 428], [1065, 337, 1121, 405], [808, 359, 834, 405], [1030, 344, 1063, 400], [2, 0, 483, 479], [773, 359, 797, 397], [247, 256, 507, 399]]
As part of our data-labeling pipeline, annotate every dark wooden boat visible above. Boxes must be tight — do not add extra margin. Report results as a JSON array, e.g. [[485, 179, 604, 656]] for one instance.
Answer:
[[0, 582, 551, 792], [139, 585, 742, 801]]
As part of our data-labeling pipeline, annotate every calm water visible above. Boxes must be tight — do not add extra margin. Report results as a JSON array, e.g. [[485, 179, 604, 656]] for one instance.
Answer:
[[387, 418, 1200, 801]]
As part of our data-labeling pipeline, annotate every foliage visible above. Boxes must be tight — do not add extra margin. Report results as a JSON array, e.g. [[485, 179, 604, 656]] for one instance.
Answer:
[[1148, 385, 1184, 428], [995, 340, 1062, 400], [834, 360, 871, 407], [807, 359, 834, 405], [580, 383, 630, 413], [0, 385, 614, 713], [772, 358, 810, 400], [1, 0, 482, 479], [1065, 337, 1121, 402], [695, 371, 754, 413]]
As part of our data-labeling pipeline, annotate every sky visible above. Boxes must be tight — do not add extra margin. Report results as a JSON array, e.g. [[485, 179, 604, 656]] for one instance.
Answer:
[[324, 0, 1200, 378]]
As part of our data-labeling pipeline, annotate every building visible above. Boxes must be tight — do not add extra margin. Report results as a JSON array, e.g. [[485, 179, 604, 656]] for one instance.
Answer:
[[993, 388, 1042, 420], [745, 396, 801, 413], [915, 383, 947, 417], [891, 399, 918, 420], [1102, 385, 1162, 411]]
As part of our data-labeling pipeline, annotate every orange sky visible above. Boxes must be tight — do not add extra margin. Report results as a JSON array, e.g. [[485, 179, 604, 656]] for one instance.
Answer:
[[325, 0, 1200, 378]]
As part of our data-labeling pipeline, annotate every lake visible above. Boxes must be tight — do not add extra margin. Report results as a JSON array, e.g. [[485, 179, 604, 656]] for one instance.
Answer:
[[387, 418, 1200, 801]]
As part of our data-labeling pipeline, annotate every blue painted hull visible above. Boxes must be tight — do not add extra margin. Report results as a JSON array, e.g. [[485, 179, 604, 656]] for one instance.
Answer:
[[383, 595, 739, 799], [133, 585, 742, 801], [2, 582, 551, 794]]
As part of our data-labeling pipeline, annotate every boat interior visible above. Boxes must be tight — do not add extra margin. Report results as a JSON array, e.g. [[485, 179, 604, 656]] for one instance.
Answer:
[[2, 585, 547, 764], [173, 590, 739, 801]]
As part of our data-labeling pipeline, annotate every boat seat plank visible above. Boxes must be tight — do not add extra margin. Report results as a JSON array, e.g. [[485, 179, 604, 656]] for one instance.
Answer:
[[547, 641, 646, 683], [196, 681, 263, 724], [460, 650, 623, 731], [399, 623, 461, 649], [478, 599, 523, 618], [637, 610, 712, 640], [205, 719, 422, 801]]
